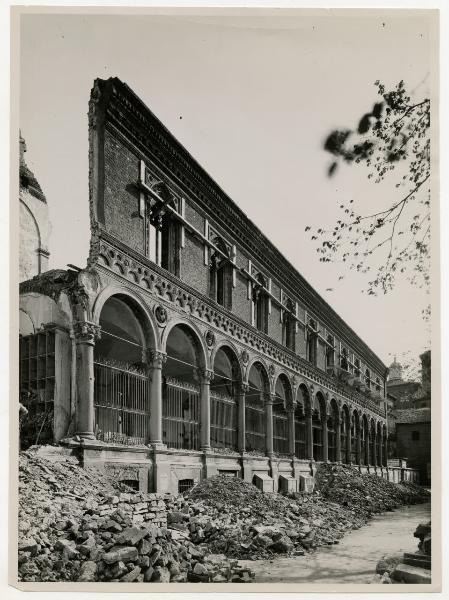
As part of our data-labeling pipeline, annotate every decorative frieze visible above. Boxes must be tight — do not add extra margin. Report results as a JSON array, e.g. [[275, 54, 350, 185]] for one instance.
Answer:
[[94, 236, 386, 419]]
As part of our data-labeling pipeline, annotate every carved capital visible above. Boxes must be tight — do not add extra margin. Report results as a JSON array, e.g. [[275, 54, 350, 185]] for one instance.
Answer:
[[264, 392, 275, 406], [74, 321, 101, 345], [199, 369, 214, 383], [147, 349, 167, 369], [238, 383, 250, 395], [68, 285, 90, 311]]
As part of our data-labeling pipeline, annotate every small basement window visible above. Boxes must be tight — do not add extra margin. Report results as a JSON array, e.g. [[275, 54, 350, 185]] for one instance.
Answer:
[[218, 470, 238, 477], [178, 478, 194, 494], [120, 479, 140, 491], [411, 431, 420, 441]]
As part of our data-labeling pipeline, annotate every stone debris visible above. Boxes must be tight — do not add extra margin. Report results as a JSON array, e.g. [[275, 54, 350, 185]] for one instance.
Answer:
[[166, 464, 429, 561], [18, 451, 429, 583], [17, 450, 253, 583]]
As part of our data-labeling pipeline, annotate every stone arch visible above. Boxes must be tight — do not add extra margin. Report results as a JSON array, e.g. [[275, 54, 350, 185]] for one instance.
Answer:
[[210, 340, 244, 384], [245, 355, 270, 387], [161, 317, 209, 370], [19, 308, 35, 336], [92, 285, 159, 352]]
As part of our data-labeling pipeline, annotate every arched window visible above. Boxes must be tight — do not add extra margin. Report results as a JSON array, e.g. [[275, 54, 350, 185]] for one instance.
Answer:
[[273, 376, 290, 455], [306, 319, 318, 366], [295, 385, 308, 459], [246, 363, 268, 452], [354, 357, 361, 379], [210, 347, 238, 450], [326, 335, 335, 370], [209, 238, 233, 310], [253, 274, 269, 334], [282, 300, 296, 352], [163, 325, 201, 450], [94, 296, 149, 445]]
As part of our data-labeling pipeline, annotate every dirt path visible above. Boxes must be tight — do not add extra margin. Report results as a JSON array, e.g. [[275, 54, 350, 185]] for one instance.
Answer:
[[240, 502, 431, 584]]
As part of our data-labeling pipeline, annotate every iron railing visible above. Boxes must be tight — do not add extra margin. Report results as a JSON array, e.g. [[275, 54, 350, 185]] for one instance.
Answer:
[[210, 390, 237, 450], [162, 377, 200, 450], [93, 359, 150, 445]]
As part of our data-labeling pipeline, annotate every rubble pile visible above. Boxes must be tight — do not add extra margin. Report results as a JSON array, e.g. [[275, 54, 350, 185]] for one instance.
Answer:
[[314, 463, 430, 519], [166, 475, 368, 560], [18, 451, 253, 583]]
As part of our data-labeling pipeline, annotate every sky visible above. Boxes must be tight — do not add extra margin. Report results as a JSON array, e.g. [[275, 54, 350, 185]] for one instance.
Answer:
[[18, 9, 435, 368]]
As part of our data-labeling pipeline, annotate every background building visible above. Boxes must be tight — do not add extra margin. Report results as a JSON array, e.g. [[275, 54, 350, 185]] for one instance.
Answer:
[[19, 134, 50, 284], [19, 77, 391, 494]]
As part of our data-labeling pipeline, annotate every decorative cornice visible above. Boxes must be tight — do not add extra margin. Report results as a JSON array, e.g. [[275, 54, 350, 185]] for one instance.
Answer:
[[90, 77, 387, 375]]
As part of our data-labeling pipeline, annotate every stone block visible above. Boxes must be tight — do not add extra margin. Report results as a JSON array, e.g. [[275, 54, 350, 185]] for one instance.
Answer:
[[299, 475, 315, 493], [392, 563, 431, 584], [253, 473, 274, 493], [278, 475, 298, 494]]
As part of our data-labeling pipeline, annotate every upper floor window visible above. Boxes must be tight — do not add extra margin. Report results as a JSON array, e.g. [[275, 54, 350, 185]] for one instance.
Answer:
[[306, 319, 318, 366], [149, 182, 180, 276], [209, 237, 233, 310], [375, 377, 381, 393], [354, 357, 361, 378], [253, 274, 269, 334], [340, 347, 349, 371], [365, 368, 371, 389], [282, 299, 296, 351], [326, 335, 335, 369]]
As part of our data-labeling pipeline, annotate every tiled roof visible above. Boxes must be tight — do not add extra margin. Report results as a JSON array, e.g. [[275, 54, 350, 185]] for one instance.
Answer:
[[394, 408, 431, 424]]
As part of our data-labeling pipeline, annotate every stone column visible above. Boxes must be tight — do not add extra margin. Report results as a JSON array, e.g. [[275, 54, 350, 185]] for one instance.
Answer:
[[335, 415, 342, 463], [366, 428, 371, 467], [287, 406, 296, 457], [199, 369, 213, 451], [237, 383, 248, 453], [305, 406, 313, 460], [372, 429, 377, 468], [347, 418, 352, 464], [356, 424, 362, 466], [322, 414, 328, 462], [147, 350, 167, 447], [265, 393, 274, 457], [74, 321, 101, 440], [378, 428, 383, 468]]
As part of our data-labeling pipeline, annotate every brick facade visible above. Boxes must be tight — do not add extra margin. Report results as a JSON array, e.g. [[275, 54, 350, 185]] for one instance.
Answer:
[[19, 77, 391, 494]]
